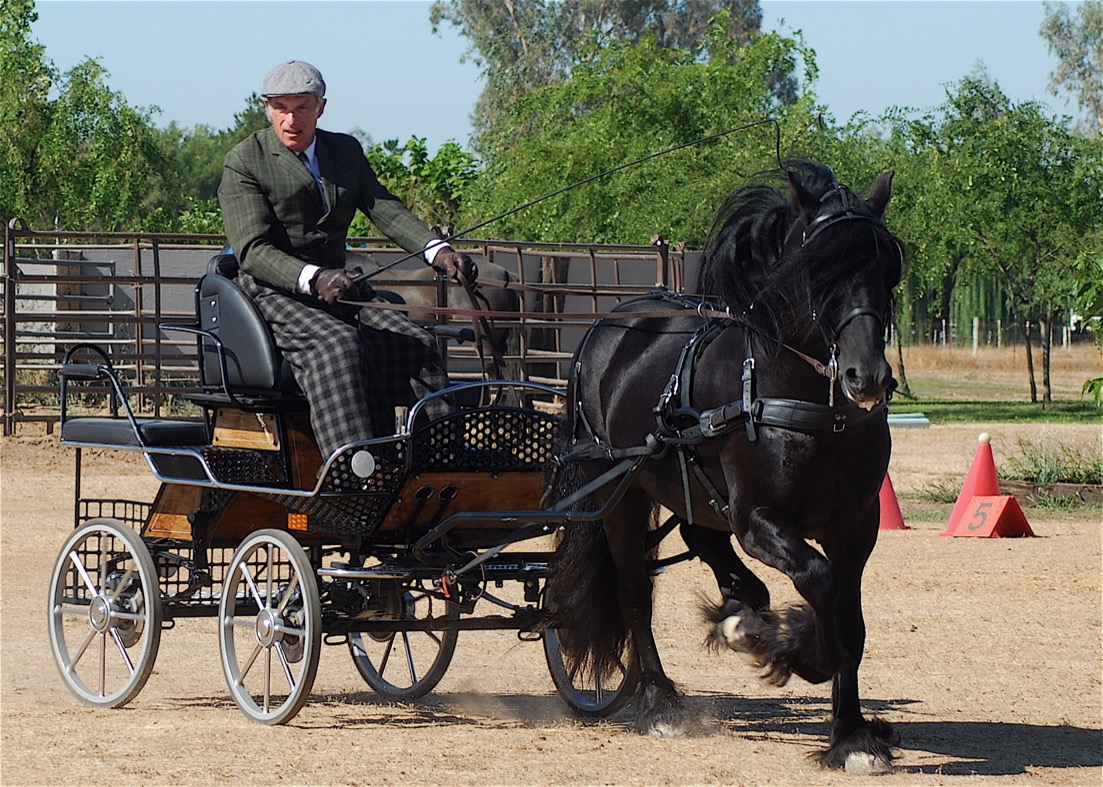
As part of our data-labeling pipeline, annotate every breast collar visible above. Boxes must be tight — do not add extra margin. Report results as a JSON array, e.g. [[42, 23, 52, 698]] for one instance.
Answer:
[[654, 310, 888, 445]]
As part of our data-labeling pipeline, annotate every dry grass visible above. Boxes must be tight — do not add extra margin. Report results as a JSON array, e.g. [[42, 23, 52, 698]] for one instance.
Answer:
[[894, 342, 1101, 400]]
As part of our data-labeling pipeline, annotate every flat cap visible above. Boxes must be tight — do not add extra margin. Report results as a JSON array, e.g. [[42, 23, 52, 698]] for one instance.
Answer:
[[261, 60, 326, 97]]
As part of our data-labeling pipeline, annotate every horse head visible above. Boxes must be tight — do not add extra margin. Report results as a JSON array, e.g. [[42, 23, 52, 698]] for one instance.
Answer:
[[699, 162, 903, 409]]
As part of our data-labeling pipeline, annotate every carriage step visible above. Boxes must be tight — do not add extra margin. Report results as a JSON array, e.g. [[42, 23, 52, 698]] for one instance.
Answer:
[[317, 563, 415, 580]]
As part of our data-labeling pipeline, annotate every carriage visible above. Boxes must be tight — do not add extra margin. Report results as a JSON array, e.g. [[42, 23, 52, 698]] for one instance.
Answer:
[[47, 162, 904, 771], [48, 251, 639, 725]]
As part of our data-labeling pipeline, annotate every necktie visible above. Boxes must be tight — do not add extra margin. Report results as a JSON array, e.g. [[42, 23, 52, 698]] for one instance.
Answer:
[[297, 151, 326, 207]]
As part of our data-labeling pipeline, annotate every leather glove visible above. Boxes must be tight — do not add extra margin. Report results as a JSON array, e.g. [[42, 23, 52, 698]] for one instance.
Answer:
[[310, 268, 356, 304], [431, 246, 478, 283]]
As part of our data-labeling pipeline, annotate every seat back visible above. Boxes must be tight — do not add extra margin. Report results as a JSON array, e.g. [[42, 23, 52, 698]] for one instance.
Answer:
[[197, 254, 298, 394]]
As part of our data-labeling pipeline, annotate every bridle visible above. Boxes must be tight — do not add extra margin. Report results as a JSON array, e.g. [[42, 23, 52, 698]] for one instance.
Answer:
[[768, 181, 898, 403]]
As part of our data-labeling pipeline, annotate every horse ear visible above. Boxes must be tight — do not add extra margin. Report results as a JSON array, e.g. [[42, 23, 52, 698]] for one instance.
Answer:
[[867, 171, 895, 217], [787, 171, 820, 216]]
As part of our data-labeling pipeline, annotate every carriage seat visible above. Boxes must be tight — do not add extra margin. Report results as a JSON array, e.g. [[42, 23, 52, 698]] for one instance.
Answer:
[[60, 414, 208, 448], [188, 254, 303, 407], [58, 350, 209, 448]]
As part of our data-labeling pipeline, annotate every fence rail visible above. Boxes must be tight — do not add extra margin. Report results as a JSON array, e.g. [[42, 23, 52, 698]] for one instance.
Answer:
[[2, 223, 690, 436]]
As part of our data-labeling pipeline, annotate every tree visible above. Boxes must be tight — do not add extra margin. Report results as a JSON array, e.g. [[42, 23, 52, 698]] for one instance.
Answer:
[[430, 0, 778, 153], [880, 76, 1102, 404], [1, 0, 178, 232], [1040, 0, 1102, 134], [353, 136, 478, 236], [0, 0, 53, 223], [455, 17, 817, 246]]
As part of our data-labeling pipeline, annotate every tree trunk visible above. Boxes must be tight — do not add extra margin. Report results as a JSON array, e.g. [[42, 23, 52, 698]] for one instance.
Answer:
[[1039, 311, 1053, 407], [893, 314, 912, 397], [1023, 319, 1038, 404]]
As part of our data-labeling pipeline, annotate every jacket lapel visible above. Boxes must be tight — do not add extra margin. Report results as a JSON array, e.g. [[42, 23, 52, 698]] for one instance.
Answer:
[[265, 128, 325, 209]]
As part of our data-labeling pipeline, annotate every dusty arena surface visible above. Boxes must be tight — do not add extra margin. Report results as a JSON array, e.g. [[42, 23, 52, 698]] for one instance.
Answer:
[[1, 422, 1100, 786]]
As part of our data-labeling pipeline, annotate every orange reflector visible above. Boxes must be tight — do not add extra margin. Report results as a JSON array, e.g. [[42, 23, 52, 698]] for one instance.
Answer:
[[287, 513, 308, 531]]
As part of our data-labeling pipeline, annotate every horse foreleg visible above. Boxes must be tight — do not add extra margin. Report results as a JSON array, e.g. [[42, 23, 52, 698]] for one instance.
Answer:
[[815, 520, 897, 773], [604, 493, 689, 737], [718, 506, 841, 686]]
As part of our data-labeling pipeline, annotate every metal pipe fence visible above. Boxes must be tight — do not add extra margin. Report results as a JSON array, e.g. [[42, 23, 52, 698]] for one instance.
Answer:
[[2, 222, 690, 436]]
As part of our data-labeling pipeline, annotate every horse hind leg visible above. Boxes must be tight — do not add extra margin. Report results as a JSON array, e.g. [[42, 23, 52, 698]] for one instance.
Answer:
[[711, 506, 841, 687], [679, 522, 774, 663], [604, 491, 699, 737], [681, 521, 770, 612]]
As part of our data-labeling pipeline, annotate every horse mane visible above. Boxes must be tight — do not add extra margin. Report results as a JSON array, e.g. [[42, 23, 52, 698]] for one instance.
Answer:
[[696, 161, 902, 343]]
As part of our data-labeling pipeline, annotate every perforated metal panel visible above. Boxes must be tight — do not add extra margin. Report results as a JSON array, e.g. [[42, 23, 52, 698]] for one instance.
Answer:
[[413, 407, 559, 472]]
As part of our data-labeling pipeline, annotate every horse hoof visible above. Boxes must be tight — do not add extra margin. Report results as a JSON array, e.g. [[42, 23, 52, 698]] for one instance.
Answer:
[[719, 610, 764, 661], [844, 752, 894, 775]]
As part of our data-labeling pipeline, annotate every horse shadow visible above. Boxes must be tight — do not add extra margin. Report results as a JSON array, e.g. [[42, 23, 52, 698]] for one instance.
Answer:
[[703, 694, 1102, 776], [173, 690, 1102, 776]]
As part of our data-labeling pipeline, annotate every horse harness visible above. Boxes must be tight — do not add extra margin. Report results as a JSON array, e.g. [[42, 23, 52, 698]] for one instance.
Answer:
[[558, 293, 890, 524]]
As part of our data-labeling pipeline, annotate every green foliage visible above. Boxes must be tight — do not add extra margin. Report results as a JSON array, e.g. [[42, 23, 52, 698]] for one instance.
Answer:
[[1, 1, 179, 231], [430, 0, 778, 153], [460, 23, 818, 245], [1040, 0, 1102, 134], [1003, 436, 1102, 484], [0, 0, 52, 222], [358, 136, 478, 234]]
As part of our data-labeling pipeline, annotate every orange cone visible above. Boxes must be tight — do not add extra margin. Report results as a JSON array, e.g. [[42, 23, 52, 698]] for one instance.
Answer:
[[941, 433, 1001, 536], [878, 473, 908, 530], [947, 495, 1035, 538]]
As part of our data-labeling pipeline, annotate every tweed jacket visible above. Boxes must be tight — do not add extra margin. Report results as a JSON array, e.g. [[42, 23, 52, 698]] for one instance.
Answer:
[[218, 126, 438, 293]]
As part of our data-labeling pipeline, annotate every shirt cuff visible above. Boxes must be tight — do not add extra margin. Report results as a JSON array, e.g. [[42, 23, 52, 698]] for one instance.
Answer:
[[423, 240, 448, 266], [298, 264, 321, 294]]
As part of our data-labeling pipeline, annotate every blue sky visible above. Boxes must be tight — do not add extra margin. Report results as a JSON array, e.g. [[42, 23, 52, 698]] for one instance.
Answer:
[[32, 1, 1078, 152]]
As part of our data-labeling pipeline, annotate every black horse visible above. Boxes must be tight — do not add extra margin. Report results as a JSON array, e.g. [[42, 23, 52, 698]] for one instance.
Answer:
[[546, 162, 903, 771]]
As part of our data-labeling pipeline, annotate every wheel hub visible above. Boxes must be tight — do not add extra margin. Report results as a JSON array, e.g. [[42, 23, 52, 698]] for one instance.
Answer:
[[88, 595, 113, 633], [254, 608, 282, 648]]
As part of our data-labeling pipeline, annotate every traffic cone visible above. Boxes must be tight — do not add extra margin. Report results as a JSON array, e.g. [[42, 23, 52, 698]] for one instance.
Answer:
[[941, 433, 1001, 536], [879, 473, 908, 530]]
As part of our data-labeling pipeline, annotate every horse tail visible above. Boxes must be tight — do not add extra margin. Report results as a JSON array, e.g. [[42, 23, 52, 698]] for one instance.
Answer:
[[545, 438, 638, 684], [547, 519, 632, 686]]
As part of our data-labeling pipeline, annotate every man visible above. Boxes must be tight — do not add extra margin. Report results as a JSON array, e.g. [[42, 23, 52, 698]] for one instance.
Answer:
[[218, 60, 476, 459]]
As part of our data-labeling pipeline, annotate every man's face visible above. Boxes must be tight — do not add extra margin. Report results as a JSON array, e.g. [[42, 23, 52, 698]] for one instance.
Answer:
[[264, 94, 326, 152]]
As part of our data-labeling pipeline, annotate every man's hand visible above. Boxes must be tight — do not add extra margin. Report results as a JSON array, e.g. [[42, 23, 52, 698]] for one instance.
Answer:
[[310, 268, 356, 304], [431, 246, 478, 282]]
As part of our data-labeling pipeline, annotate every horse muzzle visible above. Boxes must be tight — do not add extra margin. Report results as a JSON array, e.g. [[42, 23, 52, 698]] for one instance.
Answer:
[[840, 358, 894, 410]]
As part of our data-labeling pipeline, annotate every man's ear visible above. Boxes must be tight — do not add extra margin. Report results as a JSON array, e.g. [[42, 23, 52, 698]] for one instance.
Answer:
[[317, 98, 326, 119]]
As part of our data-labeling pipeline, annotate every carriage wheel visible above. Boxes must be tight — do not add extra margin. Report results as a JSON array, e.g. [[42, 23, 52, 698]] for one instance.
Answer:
[[543, 623, 640, 717], [47, 518, 163, 708], [219, 529, 321, 725], [347, 585, 458, 701]]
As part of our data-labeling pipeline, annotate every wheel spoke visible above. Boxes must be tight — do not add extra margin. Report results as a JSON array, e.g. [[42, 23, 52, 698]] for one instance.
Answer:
[[275, 573, 301, 615], [275, 642, 297, 690], [263, 645, 272, 714], [109, 628, 137, 675], [67, 550, 99, 597], [98, 631, 107, 697], [57, 603, 91, 619], [238, 561, 265, 610], [69, 626, 98, 670], [106, 564, 137, 601], [377, 635, 395, 675], [264, 545, 275, 609], [236, 642, 263, 683], [228, 615, 257, 630], [400, 632, 420, 684]]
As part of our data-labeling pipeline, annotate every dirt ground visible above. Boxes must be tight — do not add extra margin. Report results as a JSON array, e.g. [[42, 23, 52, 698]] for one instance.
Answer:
[[1, 422, 1100, 786]]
